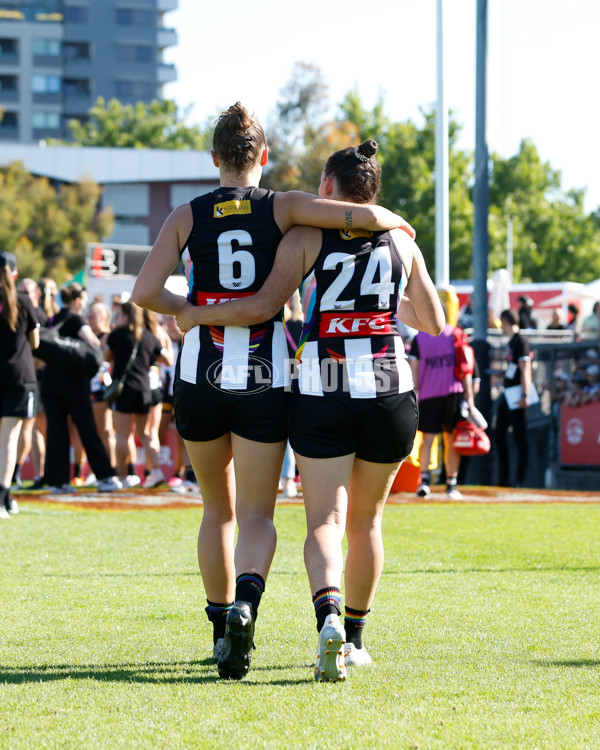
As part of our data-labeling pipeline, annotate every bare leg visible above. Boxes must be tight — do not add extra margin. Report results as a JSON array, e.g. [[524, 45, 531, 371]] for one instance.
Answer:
[[144, 403, 162, 471], [185, 435, 236, 602], [344, 458, 400, 610], [295, 452, 355, 595], [16, 416, 34, 470], [443, 430, 461, 481], [418, 432, 436, 476], [113, 411, 134, 478], [0, 417, 23, 488], [34, 411, 46, 477], [93, 401, 116, 468], [230, 434, 285, 580], [135, 413, 160, 470]]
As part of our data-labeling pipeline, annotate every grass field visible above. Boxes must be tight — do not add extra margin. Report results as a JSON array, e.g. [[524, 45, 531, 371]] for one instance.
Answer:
[[1, 500, 599, 749]]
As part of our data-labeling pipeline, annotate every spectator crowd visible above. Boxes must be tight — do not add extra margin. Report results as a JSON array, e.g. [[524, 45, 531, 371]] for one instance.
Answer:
[[3, 251, 599, 515]]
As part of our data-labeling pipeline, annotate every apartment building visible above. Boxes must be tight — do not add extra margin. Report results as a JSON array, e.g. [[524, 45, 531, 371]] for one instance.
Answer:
[[0, 0, 177, 143]]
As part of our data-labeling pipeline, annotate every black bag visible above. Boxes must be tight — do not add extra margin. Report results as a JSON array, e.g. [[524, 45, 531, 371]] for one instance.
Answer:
[[103, 339, 140, 405], [103, 378, 124, 405], [34, 327, 103, 378]]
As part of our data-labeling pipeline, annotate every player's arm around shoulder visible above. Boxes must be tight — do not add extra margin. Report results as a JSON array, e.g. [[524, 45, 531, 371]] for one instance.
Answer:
[[176, 225, 320, 332], [392, 229, 445, 336], [273, 191, 415, 236]]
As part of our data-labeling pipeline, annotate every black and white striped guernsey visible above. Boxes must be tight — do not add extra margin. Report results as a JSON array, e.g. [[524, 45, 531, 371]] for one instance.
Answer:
[[296, 228, 414, 398], [176, 187, 288, 391]]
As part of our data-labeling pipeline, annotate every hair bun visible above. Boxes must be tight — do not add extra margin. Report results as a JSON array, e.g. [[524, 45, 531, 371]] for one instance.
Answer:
[[225, 102, 252, 135], [358, 140, 378, 159]]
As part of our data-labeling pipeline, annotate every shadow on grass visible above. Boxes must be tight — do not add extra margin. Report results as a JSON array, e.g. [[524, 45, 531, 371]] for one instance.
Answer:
[[0, 660, 312, 685], [532, 659, 600, 668]]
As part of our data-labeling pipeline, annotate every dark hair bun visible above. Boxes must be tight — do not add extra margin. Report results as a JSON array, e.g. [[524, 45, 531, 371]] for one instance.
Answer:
[[358, 139, 378, 159], [224, 102, 252, 135]]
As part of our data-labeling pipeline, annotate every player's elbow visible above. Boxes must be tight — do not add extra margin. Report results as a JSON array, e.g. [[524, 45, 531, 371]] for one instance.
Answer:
[[431, 307, 446, 336], [131, 280, 151, 308], [431, 319, 445, 336]]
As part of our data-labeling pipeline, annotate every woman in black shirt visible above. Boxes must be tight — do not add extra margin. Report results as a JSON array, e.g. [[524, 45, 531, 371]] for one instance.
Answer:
[[0, 252, 39, 517], [40, 283, 120, 493], [105, 301, 172, 488]]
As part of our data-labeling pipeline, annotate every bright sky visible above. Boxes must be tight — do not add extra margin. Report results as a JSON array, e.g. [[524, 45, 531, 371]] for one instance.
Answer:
[[162, 0, 600, 213]]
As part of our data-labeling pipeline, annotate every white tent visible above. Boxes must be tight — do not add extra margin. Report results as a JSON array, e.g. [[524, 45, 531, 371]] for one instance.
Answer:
[[539, 278, 600, 307]]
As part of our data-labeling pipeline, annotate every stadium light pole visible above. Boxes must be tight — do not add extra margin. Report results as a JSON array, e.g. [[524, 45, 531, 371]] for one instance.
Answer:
[[473, 0, 489, 347], [435, 0, 450, 289], [471, 0, 493, 482]]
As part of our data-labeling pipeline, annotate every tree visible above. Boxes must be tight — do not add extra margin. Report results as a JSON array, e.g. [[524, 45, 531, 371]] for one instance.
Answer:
[[487, 140, 600, 283], [49, 97, 212, 150], [263, 62, 357, 193], [339, 95, 600, 284], [339, 95, 474, 280], [0, 161, 113, 282]]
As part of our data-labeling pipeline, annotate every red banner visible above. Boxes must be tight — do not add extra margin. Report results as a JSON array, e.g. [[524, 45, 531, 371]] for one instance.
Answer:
[[560, 402, 600, 466]]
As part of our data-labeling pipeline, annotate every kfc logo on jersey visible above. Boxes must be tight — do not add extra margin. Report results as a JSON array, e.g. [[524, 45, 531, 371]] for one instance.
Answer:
[[214, 199, 252, 218], [319, 311, 394, 337], [195, 291, 255, 306]]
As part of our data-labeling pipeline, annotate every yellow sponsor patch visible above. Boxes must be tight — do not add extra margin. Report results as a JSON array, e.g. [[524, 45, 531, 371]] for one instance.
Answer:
[[339, 228, 373, 240], [214, 200, 252, 218]]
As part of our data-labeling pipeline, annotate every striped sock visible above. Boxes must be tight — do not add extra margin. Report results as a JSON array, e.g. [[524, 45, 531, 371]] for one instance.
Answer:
[[235, 573, 266, 616], [313, 587, 342, 632], [205, 600, 234, 644], [344, 606, 370, 649]]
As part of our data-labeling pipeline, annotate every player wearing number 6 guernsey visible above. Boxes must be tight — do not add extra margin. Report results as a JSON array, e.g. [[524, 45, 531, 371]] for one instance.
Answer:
[[132, 104, 418, 681], [171, 139, 445, 682], [178, 188, 287, 392]]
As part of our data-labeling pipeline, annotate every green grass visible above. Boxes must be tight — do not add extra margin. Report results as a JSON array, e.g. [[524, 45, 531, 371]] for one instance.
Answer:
[[1, 502, 599, 749]]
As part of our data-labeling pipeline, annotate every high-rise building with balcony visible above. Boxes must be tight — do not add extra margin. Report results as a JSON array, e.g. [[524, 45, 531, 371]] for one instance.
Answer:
[[0, 0, 178, 143]]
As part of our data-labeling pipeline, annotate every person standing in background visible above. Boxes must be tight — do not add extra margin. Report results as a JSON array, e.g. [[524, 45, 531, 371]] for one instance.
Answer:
[[581, 302, 600, 340], [12, 277, 46, 489], [517, 295, 537, 330], [494, 309, 533, 487], [105, 301, 172, 488], [408, 314, 474, 500], [87, 301, 117, 479], [0, 252, 40, 517], [567, 303, 581, 339], [40, 283, 120, 493], [546, 309, 565, 331]]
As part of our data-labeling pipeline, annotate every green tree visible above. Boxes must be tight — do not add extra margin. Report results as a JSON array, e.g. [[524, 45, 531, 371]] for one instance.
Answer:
[[0, 161, 113, 282], [340, 95, 600, 284], [263, 62, 354, 193], [488, 139, 600, 283], [50, 97, 212, 150], [340, 95, 474, 280]]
